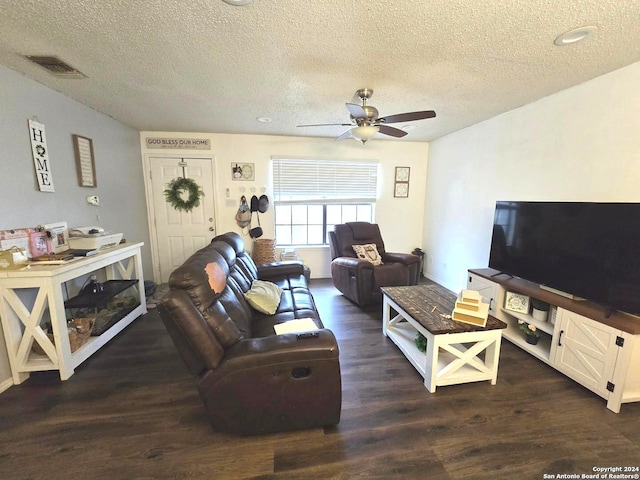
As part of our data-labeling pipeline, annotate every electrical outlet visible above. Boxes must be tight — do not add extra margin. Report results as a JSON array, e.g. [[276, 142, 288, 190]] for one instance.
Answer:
[[86, 195, 100, 206]]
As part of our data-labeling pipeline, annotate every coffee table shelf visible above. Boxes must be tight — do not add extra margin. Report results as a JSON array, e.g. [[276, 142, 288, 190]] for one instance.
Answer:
[[386, 320, 489, 385], [382, 285, 507, 392]]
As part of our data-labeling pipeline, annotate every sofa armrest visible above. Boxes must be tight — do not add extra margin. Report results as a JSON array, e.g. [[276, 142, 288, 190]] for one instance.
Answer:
[[383, 252, 419, 266], [219, 328, 338, 368], [257, 260, 304, 279], [331, 256, 374, 271]]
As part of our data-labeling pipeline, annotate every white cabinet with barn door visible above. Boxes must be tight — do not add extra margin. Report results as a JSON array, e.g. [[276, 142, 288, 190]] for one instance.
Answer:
[[468, 268, 640, 413], [550, 308, 620, 399]]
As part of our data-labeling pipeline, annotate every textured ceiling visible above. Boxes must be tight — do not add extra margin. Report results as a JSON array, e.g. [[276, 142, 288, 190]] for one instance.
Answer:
[[1, 0, 639, 142]]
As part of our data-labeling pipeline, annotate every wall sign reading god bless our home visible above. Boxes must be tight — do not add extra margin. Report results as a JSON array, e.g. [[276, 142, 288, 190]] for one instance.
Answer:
[[145, 137, 211, 150], [28, 119, 55, 192]]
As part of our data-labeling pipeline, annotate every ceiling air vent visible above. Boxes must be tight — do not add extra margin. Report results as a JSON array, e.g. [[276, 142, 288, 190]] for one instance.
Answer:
[[24, 55, 87, 78]]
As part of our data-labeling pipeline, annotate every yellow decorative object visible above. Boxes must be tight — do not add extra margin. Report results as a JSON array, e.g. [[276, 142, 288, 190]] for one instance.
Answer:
[[0, 247, 28, 270]]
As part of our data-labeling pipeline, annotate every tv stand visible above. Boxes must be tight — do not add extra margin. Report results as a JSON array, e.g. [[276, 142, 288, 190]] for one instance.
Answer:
[[468, 268, 640, 413]]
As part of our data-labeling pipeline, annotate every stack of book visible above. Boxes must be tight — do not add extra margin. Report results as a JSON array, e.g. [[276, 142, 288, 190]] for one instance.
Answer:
[[451, 289, 489, 327]]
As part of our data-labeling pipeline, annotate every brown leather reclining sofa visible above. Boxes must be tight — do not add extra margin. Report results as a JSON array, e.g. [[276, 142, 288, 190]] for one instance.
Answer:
[[158, 232, 341, 435]]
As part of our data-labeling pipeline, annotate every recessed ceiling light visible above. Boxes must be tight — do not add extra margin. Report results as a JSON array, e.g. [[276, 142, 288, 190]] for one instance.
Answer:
[[222, 0, 252, 5], [554, 26, 597, 46], [256, 116, 272, 123]]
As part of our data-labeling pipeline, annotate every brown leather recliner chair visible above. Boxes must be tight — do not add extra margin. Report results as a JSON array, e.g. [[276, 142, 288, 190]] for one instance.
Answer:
[[328, 222, 420, 306]]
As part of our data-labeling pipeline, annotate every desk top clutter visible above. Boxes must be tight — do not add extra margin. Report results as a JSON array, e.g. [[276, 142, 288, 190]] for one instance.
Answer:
[[0, 221, 124, 269]]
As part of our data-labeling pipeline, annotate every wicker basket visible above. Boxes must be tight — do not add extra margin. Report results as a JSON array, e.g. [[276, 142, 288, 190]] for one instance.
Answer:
[[32, 317, 95, 355], [252, 238, 276, 265]]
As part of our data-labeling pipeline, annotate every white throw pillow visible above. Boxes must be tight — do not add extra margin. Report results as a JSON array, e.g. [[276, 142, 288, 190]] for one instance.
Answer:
[[244, 280, 283, 315], [352, 243, 383, 266]]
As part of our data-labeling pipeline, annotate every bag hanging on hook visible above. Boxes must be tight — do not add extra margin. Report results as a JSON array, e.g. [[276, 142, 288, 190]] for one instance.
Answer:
[[249, 211, 263, 238], [235, 196, 252, 228]]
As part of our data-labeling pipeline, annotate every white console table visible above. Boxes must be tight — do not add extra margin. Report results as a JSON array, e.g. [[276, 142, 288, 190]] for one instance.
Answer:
[[0, 242, 146, 384]]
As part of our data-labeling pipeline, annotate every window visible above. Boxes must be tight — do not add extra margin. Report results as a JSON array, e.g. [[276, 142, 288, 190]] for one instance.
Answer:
[[272, 158, 378, 246]]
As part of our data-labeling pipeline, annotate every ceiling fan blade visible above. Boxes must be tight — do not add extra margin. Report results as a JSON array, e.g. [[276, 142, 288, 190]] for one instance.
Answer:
[[297, 123, 353, 127], [378, 110, 436, 124], [378, 125, 408, 138], [346, 103, 367, 119], [336, 130, 353, 141]]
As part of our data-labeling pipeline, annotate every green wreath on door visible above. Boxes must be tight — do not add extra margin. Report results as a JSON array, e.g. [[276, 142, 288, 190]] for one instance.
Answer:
[[164, 177, 204, 212]]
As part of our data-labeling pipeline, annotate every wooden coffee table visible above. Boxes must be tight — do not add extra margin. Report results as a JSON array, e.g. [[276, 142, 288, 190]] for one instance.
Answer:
[[381, 284, 507, 392]]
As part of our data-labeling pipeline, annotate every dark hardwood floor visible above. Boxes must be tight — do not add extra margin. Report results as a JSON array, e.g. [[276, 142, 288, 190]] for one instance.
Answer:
[[1, 279, 639, 479]]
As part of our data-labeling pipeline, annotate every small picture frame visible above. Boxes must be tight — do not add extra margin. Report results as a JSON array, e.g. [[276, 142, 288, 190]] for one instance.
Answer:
[[72, 134, 97, 187], [395, 166, 410, 182], [394, 182, 409, 198], [231, 162, 255, 181], [504, 291, 530, 314]]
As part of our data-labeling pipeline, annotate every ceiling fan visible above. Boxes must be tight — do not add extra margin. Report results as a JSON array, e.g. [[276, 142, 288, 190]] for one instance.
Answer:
[[297, 88, 436, 144]]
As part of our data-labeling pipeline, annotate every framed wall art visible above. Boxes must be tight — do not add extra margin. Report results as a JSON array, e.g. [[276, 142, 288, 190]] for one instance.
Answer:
[[72, 134, 97, 187], [394, 182, 409, 198], [394, 166, 410, 198], [231, 163, 255, 181], [395, 166, 410, 182]]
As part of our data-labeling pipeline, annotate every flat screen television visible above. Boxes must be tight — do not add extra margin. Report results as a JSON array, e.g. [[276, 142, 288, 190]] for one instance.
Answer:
[[488, 201, 640, 316]]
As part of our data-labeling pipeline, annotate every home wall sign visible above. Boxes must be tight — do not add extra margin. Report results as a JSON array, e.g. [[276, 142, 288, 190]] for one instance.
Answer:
[[28, 119, 55, 192], [72, 134, 97, 187], [145, 137, 211, 150]]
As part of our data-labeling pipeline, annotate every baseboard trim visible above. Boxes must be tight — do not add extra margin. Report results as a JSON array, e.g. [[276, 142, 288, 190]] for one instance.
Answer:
[[0, 377, 14, 394]]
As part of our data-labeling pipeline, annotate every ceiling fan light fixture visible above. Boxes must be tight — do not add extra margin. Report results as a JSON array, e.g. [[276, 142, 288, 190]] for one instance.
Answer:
[[350, 125, 379, 143]]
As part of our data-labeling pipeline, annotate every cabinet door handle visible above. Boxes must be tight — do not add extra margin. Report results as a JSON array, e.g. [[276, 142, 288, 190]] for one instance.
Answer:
[[558, 329, 564, 346], [489, 298, 494, 310]]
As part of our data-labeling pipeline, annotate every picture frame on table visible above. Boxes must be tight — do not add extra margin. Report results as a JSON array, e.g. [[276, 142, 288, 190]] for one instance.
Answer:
[[504, 291, 530, 313]]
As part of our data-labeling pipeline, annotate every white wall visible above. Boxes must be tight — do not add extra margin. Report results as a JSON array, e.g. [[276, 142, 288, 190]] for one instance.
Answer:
[[423, 61, 640, 292], [0, 64, 152, 392], [141, 133, 430, 279]]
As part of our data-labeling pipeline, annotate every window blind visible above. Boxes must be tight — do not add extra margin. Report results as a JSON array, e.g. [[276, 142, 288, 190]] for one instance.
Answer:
[[272, 158, 378, 204]]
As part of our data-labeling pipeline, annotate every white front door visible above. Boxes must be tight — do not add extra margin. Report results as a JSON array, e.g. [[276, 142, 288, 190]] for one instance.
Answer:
[[149, 157, 216, 283]]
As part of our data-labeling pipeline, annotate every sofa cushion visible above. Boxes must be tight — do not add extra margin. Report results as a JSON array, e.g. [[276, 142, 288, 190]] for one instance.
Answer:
[[244, 280, 283, 315], [160, 289, 225, 371], [373, 262, 410, 290], [220, 277, 254, 338]]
